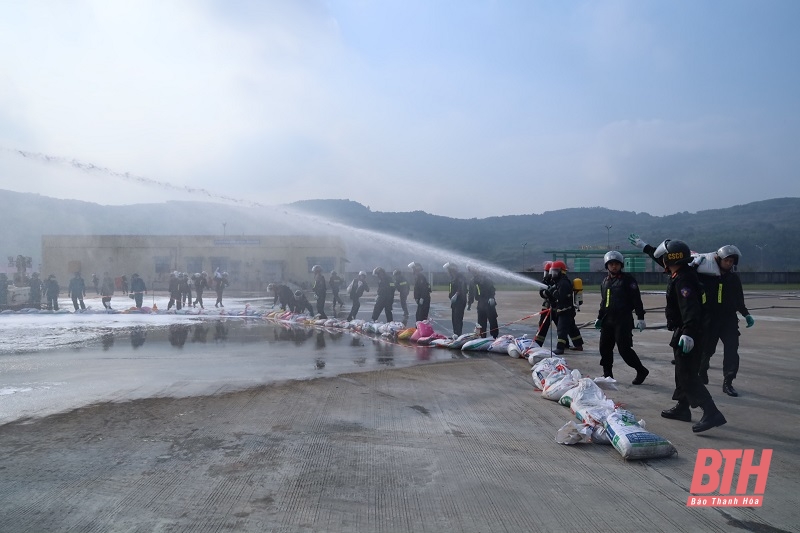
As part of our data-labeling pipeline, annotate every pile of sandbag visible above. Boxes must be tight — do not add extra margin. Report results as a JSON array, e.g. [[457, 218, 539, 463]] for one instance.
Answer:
[[529, 357, 676, 460]]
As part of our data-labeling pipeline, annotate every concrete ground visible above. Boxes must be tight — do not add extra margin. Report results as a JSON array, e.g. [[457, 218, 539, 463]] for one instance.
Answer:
[[0, 289, 798, 532]]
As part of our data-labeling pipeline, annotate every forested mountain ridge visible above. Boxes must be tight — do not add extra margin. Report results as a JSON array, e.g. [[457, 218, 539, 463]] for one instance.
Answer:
[[2, 190, 797, 271]]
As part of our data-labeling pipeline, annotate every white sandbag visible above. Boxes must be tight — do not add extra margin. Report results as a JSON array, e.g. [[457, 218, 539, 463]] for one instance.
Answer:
[[527, 348, 554, 365], [488, 334, 514, 353], [593, 376, 619, 391], [461, 337, 495, 351], [556, 420, 593, 445], [507, 335, 533, 358], [569, 379, 615, 428], [531, 357, 568, 390], [543, 369, 582, 401], [591, 425, 612, 445], [604, 409, 677, 460], [692, 251, 721, 276], [558, 377, 599, 408]]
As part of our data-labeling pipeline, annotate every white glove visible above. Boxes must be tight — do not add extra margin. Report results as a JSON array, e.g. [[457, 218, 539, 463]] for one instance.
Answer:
[[450, 294, 458, 305], [417, 298, 423, 306], [635, 319, 646, 332], [488, 298, 496, 307], [678, 335, 694, 354], [628, 233, 647, 250]]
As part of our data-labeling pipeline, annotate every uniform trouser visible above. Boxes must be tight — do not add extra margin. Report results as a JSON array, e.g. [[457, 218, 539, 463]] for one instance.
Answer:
[[169, 292, 182, 310], [372, 297, 393, 322], [535, 308, 551, 346], [194, 291, 204, 308], [315, 295, 327, 318], [183, 290, 192, 306], [555, 311, 583, 350], [102, 296, 112, 308], [599, 316, 645, 373], [135, 294, 144, 308], [215, 290, 223, 306], [398, 292, 409, 316], [451, 302, 466, 336], [347, 298, 361, 320], [72, 296, 86, 310], [476, 303, 499, 338], [671, 332, 714, 408], [30, 296, 42, 307], [47, 297, 58, 310], [332, 290, 344, 307], [701, 317, 741, 380], [415, 297, 430, 322]]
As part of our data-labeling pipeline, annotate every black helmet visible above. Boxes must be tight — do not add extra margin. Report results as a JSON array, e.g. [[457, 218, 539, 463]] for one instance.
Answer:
[[373, 266, 385, 276], [294, 290, 303, 298], [655, 239, 692, 268], [392, 269, 401, 277]]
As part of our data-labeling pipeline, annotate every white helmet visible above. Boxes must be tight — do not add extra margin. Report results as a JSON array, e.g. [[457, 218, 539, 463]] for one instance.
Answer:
[[311, 265, 323, 274], [603, 251, 624, 269], [443, 262, 458, 272], [408, 261, 422, 272], [716, 245, 741, 265], [358, 271, 367, 279], [373, 266, 385, 276]]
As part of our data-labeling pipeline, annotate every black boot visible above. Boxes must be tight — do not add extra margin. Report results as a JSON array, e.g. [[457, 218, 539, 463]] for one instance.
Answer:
[[632, 367, 649, 385], [661, 402, 691, 422], [722, 377, 738, 397], [693, 405, 727, 433], [602, 367, 613, 379], [699, 369, 709, 385]]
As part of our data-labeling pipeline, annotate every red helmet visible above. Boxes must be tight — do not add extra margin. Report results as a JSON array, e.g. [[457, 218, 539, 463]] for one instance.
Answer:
[[543, 261, 553, 272], [550, 260, 568, 272]]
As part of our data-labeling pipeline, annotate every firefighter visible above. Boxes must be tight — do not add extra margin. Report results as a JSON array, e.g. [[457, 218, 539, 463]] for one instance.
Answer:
[[130, 273, 147, 309], [29, 272, 43, 307], [268, 282, 296, 312], [214, 272, 229, 308], [696, 245, 754, 397], [534, 261, 554, 347], [633, 235, 727, 433], [595, 251, 649, 384], [371, 267, 395, 322], [0, 273, 8, 306], [346, 271, 369, 321], [168, 271, 182, 310], [409, 262, 431, 322], [311, 265, 327, 318], [467, 265, 499, 339], [293, 290, 315, 315], [329, 270, 344, 312], [45, 274, 60, 310], [444, 262, 468, 336], [393, 269, 410, 318], [68, 272, 87, 311], [545, 261, 583, 354]]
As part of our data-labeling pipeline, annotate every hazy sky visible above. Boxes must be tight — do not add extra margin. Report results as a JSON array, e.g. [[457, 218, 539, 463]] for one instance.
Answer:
[[1, 1, 798, 218]]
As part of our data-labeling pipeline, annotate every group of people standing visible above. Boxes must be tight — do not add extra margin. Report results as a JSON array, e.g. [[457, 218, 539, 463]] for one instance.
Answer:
[[573, 234, 753, 435], [167, 269, 229, 311]]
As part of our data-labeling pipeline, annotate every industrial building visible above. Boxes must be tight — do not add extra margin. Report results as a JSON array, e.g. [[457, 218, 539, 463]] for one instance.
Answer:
[[41, 235, 347, 292]]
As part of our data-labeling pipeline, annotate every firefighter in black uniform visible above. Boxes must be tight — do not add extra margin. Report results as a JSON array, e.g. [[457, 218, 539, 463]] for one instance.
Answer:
[[595, 251, 649, 384], [444, 262, 468, 336], [293, 290, 315, 315], [311, 265, 327, 318], [696, 245, 754, 397], [268, 283, 296, 311], [544, 261, 583, 355], [329, 270, 344, 312], [409, 262, 431, 322], [534, 261, 554, 347], [68, 272, 87, 311], [346, 271, 369, 321], [467, 265, 499, 339], [632, 235, 727, 433], [371, 267, 395, 322], [29, 272, 43, 307], [167, 271, 182, 310], [393, 269, 410, 317]]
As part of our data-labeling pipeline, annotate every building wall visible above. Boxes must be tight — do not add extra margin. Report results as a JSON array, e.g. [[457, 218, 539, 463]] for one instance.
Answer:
[[41, 235, 347, 292]]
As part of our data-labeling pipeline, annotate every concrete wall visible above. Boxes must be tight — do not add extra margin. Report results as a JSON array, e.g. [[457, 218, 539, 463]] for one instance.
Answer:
[[42, 235, 346, 293]]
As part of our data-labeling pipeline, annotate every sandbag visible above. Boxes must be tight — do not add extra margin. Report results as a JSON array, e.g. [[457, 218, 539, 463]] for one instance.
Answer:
[[410, 320, 434, 341], [531, 357, 568, 390], [604, 409, 677, 460], [507, 335, 533, 358], [556, 420, 593, 445], [461, 337, 495, 351], [397, 327, 416, 340], [543, 368, 581, 401], [487, 334, 514, 353]]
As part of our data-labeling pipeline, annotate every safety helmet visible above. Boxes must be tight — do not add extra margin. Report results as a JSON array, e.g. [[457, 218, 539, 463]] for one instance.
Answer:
[[358, 270, 367, 278], [392, 269, 401, 277], [716, 245, 741, 265], [443, 262, 458, 272], [466, 263, 479, 274], [267, 283, 276, 292], [655, 239, 692, 267], [294, 290, 303, 298], [330, 270, 337, 276], [550, 260, 568, 273], [604, 251, 624, 269], [373, 266, 385, 276], [312, 265, 322, 274], [408, 261, 422, 272]]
